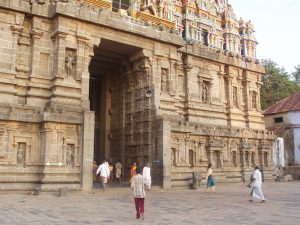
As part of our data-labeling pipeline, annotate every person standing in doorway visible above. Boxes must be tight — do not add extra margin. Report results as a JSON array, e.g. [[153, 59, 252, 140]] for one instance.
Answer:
[[247, 166, 266, 203], [115, 160, 123, 183], [108, 161, 114, 183], [142, 163, 151, 190], [96, 160, 110, 191], [131, 166, 146, 220], [206, 163, 216, 192]]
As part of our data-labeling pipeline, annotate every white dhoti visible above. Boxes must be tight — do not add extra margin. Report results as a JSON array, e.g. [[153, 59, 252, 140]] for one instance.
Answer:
[[143, 166, 151, 189], [144, 177, 151, 189], [251, 185, 265, 201]]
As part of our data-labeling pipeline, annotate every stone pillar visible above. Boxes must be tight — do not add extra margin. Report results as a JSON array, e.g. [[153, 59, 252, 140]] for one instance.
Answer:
[[243, 40, 247, 56], [226, 73, 233, 107], [79, 38, 94, 110], [153, 56, 162, 111], [256, 81, 263, 111], [184, 20, 190, 40], [169, 60, 177, 96], [51, 31, 67, 79], [10, 25, 23, 72], [241, 149, 246, 182], [178, 138, 185, 166], [81, 111, 95, 191], [207, 33, 210, 46], [225, 36, 229, 51], [243, 71, 251, 111], [218, 70, 225, 103], [30, 29, 43, 76], [158, 120, 171, 190], [199, 28, 202, 43]]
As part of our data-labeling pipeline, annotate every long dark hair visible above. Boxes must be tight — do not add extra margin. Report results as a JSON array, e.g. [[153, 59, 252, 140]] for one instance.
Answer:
[[207, 163, 212, 170]]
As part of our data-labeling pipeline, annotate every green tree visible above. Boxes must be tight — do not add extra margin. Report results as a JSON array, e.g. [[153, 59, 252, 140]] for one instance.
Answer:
[[292, 64, 300, 84], [260, 59, 300, 110]]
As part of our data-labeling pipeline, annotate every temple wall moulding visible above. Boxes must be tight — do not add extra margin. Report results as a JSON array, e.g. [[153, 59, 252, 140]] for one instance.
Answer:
[[16, 0, 260, 61]]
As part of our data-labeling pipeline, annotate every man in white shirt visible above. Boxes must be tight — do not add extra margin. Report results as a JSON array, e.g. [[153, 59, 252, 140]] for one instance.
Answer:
[[131, 167, 146, 220], [96, 159, 110, 191], [247, 166, 265, 203]]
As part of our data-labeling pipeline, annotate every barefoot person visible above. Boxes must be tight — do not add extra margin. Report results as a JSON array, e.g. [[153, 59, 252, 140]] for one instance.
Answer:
[[129, 162, 137, 184], [131, 167, 146, 220], [142, 163, 151, 190], [247, 166, 266, 203], [96, 160, 110, 191], [206, 163, 216, 192]]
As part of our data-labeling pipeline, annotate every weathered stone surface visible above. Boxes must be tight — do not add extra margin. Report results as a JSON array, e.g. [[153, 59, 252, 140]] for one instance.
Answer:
[[0, 0, 275, 192]]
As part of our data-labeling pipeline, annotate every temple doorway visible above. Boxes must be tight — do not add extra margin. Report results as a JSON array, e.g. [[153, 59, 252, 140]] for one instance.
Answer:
[[88, 39, 140, 170]]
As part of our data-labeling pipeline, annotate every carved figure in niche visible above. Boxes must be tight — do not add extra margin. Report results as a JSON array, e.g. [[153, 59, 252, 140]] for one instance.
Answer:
[[141, 0, 157, 15], [171, 148, 176, 166], [252, 91, 257, 109], [233, 86, 238, 107], [66, 144, 74, 167], [65, 50, 76, 79], [161, 69, 169, 92], [17, 142, 26, 165], [201, 82, 209, 103]]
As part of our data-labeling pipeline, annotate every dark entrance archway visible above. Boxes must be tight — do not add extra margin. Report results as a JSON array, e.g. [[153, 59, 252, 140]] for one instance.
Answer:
[[88, 39, 141, 179]]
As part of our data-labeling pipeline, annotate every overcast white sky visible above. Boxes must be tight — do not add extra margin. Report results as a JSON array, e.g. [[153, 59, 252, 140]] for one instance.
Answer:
[[230, 0, 300, 73]]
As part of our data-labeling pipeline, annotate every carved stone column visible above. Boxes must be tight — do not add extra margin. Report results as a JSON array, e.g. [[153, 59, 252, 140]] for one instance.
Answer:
[[217, 69, 225, 100], [169, 60, 177, 96], [240, 148, 246, 182], [30, 29, 43, 77], [81, 111, 95, 191], [78, 37, 94, 110], [178, 138, 186, 166], [51, 31, 67, 79], [10, 25, 23, 72], [227, 74, 233, 107], [256, 81, 263, 111]]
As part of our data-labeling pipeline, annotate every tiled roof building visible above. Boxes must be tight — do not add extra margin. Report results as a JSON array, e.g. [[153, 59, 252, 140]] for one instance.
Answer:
[[264, 91, 300, 166]]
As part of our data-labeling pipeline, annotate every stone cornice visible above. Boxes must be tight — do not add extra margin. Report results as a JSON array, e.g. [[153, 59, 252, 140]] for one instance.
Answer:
[[51, 2, 185, 47], [171, 122, 275, 140], [179, 45, 265, 74]]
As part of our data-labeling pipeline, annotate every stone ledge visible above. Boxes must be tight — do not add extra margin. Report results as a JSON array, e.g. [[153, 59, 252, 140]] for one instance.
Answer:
[[0, 0, 30, 13]]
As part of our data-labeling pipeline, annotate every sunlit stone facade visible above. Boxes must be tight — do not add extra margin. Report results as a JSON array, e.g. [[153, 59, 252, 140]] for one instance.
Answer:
[[0, 0, 274, 191]]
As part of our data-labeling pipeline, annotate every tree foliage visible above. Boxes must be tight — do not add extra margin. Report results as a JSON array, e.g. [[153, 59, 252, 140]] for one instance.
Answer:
[[260, 59, 300, 110], [292, 64, 300, 84]]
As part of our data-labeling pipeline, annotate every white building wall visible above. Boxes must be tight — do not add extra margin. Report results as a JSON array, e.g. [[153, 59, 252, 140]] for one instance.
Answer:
[[264, 112, 290, 128], [289, 111, 300, 164], [294, 128, 300, 164], [273, 137, 285, 166], [288, 111, 300, 124]]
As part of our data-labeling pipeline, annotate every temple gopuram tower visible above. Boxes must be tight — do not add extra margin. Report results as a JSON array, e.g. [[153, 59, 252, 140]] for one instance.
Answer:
[[0, 0, 274, 191]]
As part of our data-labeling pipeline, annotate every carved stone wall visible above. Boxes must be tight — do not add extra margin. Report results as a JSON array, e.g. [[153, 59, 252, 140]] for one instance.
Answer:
[[0, 0, 274, 191]]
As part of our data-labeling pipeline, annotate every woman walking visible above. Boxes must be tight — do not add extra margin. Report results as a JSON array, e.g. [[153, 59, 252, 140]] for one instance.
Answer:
[[206, 163, 216, 192]]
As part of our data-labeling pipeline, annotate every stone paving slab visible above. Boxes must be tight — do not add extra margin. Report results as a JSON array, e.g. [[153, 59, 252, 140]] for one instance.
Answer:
[[0, 182, 300, 225]]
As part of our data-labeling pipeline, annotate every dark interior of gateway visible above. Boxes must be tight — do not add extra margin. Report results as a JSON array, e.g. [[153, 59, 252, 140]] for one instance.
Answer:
[[88, 39, 140, 171]]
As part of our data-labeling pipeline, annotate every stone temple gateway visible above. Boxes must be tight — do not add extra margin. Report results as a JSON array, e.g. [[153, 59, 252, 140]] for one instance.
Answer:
[[0, 0, 275, 191]]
